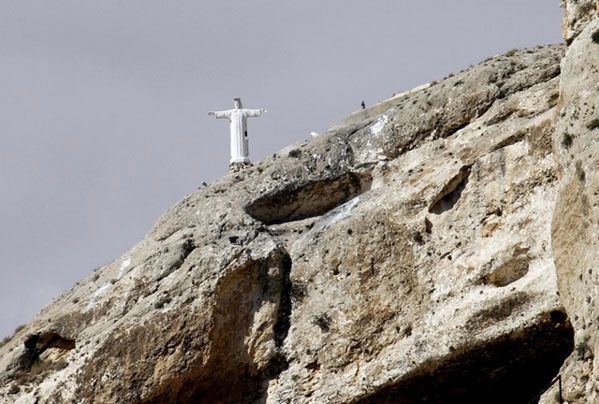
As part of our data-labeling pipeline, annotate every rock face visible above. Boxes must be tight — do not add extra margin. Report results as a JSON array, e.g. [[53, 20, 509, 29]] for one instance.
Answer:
[[540, 8, 599, 404], [8, 4, 599, 401], [269, 47, 572, 403], [0, 44, 575, 403], [560, 0, 598, 43]]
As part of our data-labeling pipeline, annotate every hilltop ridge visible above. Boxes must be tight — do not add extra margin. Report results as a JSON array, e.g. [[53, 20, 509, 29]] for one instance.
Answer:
[[1, 3, 599, 402]]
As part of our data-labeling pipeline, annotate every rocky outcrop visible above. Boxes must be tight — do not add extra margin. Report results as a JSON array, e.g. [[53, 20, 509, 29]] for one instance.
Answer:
[[540, 9, 599, 404], [268, 47, 571, 403], [12, 1, 599, 399], [560, 0, 598, 43], [0, 43, 574, 403], [10, 1, 599, 400]]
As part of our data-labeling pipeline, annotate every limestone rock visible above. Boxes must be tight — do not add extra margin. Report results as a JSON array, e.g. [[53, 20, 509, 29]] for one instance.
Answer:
[[0, 43, 575, 403], [540, 16, 599, 404], [560, 0, 599, 43], [269, 47, 571, 404]]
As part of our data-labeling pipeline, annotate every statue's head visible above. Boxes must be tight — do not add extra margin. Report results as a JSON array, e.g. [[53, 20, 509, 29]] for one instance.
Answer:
[[233, 97, 242, 109]]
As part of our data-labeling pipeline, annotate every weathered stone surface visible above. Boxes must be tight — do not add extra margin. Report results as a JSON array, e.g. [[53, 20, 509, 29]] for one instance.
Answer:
[[540, 15, 599, 404], [268, 50, 572, 403], [0, 43, 572, 404], [560, 0, 598, 43]]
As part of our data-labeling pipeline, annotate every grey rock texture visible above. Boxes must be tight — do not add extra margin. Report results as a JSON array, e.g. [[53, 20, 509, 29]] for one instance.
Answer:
[[0, 43, 575, 403], [540, 11, 599, 404], [270, 50, 571, 403], [560, 0, 598, 43]]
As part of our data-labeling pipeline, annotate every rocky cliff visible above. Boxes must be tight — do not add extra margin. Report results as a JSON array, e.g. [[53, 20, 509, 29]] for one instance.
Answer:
[[541, 3, 599, 403], [0, 4, 598, 404]]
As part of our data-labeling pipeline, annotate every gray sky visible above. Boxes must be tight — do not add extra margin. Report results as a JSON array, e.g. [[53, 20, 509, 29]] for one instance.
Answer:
[[0, 1, 563, 337]]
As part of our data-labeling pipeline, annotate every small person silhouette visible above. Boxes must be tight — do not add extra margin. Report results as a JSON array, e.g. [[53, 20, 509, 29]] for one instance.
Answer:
[[361, 101, 366, 109]]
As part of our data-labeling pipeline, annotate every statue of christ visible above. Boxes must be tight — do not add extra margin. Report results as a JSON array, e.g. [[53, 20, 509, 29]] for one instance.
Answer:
[[209, 98, 267, 164]]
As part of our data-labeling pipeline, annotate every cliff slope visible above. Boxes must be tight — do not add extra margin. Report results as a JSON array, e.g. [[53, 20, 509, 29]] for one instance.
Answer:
[[541, 3, 599, 403], [1, 4, 598, 403]]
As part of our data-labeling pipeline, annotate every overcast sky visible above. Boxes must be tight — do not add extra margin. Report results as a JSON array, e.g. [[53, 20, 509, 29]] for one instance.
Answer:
[[0, 1, 563, 337]]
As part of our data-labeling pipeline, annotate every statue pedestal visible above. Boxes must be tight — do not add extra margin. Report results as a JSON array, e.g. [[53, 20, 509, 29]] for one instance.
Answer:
[[229, 161, 253, 173]]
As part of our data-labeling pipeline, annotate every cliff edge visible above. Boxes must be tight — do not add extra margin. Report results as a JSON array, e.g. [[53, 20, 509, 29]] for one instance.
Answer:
[[1, 3, 598, 403]]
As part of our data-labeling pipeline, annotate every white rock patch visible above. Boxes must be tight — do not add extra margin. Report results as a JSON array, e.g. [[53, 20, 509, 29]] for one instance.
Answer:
[[85, 283, 112, 311], [370, 115, 388, 135], [329, 196, 360, 225], [117, 258, 131, 279]]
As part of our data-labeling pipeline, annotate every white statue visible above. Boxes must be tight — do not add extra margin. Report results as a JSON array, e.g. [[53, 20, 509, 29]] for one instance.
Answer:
[[209, 98, 267, 164]]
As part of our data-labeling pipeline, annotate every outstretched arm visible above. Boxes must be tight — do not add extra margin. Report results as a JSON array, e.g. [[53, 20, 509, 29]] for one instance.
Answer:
[[244, 108, 267, 117], [208, 110, 231, 119]]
